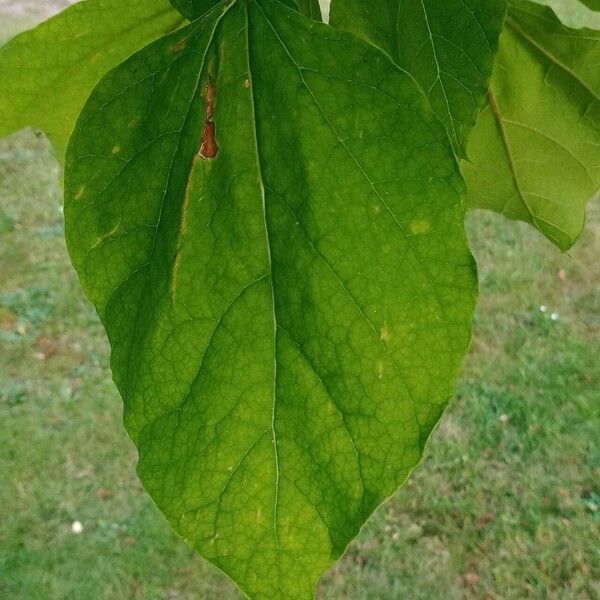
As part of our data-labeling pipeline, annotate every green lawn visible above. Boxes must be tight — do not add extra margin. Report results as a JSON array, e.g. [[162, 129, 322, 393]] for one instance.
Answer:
[[1, 36, 599, 600]]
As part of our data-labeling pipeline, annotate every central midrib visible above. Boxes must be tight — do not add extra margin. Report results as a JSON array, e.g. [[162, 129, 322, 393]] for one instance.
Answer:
[[243, 0, 282, 556]]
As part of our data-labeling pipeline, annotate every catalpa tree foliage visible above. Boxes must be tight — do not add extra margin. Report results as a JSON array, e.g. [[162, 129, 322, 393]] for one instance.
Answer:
[[0, 0, 598, 597]]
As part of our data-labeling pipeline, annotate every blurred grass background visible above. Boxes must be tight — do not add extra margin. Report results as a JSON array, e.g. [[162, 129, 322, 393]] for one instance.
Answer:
[[0, 4, 599, 600]]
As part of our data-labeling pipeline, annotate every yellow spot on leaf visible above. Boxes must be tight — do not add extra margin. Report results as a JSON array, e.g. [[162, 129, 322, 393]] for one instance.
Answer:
[[380, 323, 390, 343], [91, 223, 121, 249], [410, 220, 431, 235], [112, 146, 121, 155], [74, 186, 85, 201], [170, 250, 182, 298]]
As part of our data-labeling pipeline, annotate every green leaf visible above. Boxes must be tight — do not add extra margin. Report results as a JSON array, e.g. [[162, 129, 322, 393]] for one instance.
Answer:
[[534, 0, 600, 27], [294, 0, 322, 20], [0, 0, 184, 159], [329, 0, 506, 157], [580, 0, 600, 11], [170, 0, 221, 20], [171, 0, 321, 20], [64, 0, 476, 597], [463, 0, 600, 250]]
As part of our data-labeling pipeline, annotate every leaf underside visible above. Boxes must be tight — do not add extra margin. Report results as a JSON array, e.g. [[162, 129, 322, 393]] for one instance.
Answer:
[[463, 0, 600, 250], [64, 0, 476, 597], [0, 0, 184, 159], [329, 0, 506, 157]]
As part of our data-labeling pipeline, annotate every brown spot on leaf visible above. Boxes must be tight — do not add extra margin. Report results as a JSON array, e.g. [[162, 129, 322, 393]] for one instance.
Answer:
[[200, 122, 218, 159], [200, 82, 218, 159], [170, 39, 186, 54]]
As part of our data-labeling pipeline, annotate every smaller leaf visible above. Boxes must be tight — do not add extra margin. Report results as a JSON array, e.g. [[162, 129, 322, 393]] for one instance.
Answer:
[[0, 0, 184, 159], [329, 0, 506, 157], [463, 0, 600, 250], [534, 0, 600, 28]]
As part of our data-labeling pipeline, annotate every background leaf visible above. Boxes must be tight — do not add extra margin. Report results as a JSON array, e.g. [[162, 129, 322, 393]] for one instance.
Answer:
[[171, 0, 322, 20], [295, 0, 322, 20], [64, 0, 477, 597], [463, 0, 600, 250], [580, 0, 600, 11], [170, 0, 221, 20], [0, 0, 184, 159], [534, 0, 600, 27], [329, 0, 506, 157]]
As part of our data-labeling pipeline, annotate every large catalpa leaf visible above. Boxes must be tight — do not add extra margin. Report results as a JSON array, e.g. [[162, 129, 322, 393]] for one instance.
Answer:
[[64, 0, 477, 597], [329, 0, 506, 157], [0, 0, 184, 158], [463, 0, 600, 250]]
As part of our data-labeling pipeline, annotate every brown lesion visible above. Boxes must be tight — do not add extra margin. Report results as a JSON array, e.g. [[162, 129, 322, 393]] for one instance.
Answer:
[[171, 81, 219, 299], [170, 39, 187, 54], [199, 82, 218, 159]]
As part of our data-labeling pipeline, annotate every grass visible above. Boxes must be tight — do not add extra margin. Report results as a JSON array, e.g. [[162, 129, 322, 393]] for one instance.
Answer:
[[0, 22, 599, 600]]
